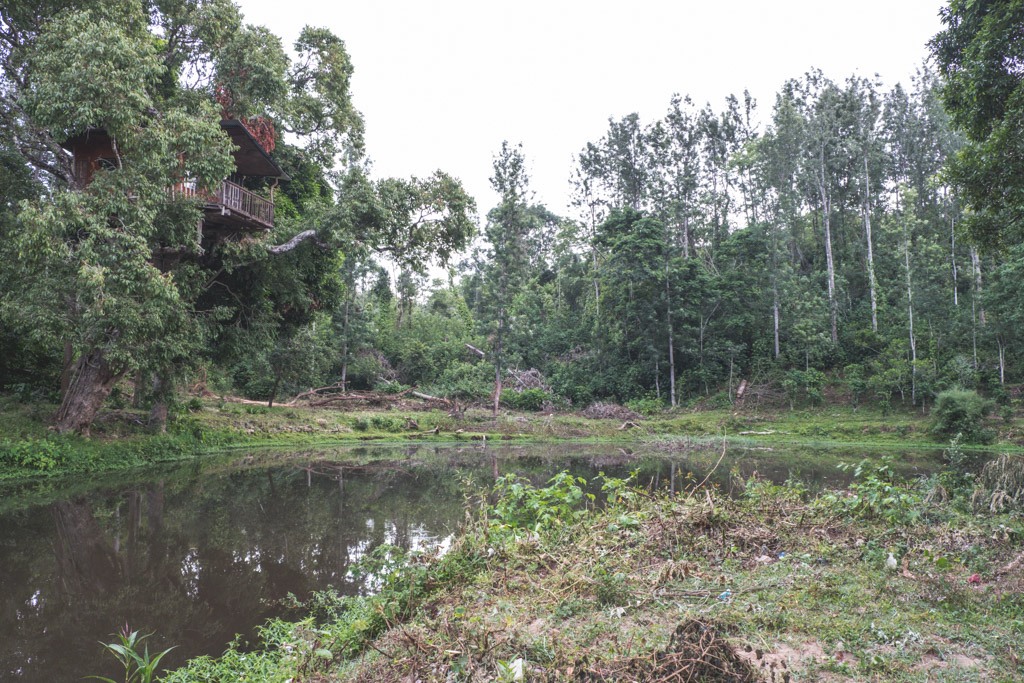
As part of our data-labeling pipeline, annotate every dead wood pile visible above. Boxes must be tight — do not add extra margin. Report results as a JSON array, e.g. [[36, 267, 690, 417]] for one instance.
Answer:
[[582, 402, 642, 421], [580, 619, 761, 682], [503, 367, 551, 393]]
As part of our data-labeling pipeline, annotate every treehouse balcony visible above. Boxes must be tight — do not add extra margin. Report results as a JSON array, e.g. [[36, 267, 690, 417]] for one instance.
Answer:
[[173, 179, 275, 230], [65, 119, 288, 234]]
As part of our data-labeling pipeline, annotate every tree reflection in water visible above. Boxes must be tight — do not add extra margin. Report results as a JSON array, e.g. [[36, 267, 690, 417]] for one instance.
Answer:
[[0, 453, 470, 680]]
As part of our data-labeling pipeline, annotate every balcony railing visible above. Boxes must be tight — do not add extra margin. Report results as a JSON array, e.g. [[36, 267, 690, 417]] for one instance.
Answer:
[[172, 179, 274, 228]]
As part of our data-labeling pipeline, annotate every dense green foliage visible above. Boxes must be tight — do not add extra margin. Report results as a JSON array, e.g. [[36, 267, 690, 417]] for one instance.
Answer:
[[291, 66, 1012, 416], [0, 1, 473, 432], [931, 0, 1024, 249], [2, 0, 1024, 437], [930, 388, 994, 443]]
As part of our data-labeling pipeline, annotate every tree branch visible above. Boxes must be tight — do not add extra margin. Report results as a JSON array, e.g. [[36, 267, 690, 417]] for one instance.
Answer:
[[266, 229, 328, 254]]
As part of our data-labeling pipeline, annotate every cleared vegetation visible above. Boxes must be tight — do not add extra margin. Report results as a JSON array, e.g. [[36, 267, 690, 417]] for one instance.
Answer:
[[157, 456, 1024, 682]]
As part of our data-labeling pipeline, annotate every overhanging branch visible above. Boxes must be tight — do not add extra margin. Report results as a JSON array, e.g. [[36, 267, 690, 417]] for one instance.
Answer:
[[267, 229, 329, 254]]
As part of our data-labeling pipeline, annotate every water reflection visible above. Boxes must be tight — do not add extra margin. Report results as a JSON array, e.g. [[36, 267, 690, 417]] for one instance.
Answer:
[[1, 457, 467, 680], [0, 442, 937, 680]]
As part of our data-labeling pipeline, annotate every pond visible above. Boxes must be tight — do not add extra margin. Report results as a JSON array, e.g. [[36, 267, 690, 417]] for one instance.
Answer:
[[0, 441, 939, 681]]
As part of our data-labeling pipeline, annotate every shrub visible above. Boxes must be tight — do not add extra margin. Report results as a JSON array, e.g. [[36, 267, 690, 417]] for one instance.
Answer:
[[490, 472, 594, 534], [501, 388, 548, 412], [930, 389, 994, 443], [0, 438, 73, 471], [844, 363, 868, 405], [821, 456, 922, 525], [433, 361, 492, 400], [625, 396, 665, 416], [781, 368, 827, 408], [369, 415, 402, 432]]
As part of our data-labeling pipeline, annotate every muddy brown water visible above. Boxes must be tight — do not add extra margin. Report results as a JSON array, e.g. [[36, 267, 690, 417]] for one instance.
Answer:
[[0, 442, 939, 681]]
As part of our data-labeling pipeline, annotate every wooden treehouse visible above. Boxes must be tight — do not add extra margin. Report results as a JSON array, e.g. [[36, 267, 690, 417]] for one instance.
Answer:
[[64, 119, 289, 237]]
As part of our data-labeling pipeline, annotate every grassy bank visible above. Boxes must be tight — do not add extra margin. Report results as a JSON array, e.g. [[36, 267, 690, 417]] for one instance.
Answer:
[[154, 461, 1024, 682], [0, 392, 1018, 482]]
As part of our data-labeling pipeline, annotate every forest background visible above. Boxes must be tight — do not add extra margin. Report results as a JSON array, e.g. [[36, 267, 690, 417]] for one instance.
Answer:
[[0, 0, 1020, 436]]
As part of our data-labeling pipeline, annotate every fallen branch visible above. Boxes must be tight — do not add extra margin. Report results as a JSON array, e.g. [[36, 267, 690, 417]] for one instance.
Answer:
[[309, 388, 412, 407], [410, 390, 447, 403], [290, 382, 346, 404], [222, 395, 276, 406]]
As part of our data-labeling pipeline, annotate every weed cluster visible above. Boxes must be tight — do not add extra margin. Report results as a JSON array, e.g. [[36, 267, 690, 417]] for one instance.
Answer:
[[0, 437, 75, 471], [820, 456, 923, 525]]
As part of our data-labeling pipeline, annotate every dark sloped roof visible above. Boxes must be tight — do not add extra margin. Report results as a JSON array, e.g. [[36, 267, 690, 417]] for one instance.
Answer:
[[221, 119, 290, 180]]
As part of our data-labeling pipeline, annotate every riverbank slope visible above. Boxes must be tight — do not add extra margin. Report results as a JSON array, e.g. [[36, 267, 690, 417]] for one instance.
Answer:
[[1, 393, 1018, 482]]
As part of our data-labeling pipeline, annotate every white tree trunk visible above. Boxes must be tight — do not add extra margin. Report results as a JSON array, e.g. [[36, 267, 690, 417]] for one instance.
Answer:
[[818, 154, 838, 344], [904, 225, 917, 405], [971, 247, 985, 325], [773, 286, 781, 360], [998, 337, 1006, 385], [950, 209, 958, 307], [862, 157, 878, 333]]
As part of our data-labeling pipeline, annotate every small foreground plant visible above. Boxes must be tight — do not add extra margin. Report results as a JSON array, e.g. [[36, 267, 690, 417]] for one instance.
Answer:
[[88, 625, 175, 683], [821, 455, 922, 525]]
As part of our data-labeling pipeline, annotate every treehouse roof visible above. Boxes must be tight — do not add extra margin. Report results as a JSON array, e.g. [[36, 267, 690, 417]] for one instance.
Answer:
[[221, 119, 290, 181], [63, 120, 290, 181]]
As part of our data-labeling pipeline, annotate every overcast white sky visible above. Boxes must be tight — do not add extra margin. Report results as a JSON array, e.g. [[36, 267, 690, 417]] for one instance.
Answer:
[[238, 0, 946, 220]]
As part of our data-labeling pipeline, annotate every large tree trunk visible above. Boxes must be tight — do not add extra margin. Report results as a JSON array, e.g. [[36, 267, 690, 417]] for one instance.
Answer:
[[492, 336, 503, 417], [54, 349, 124, 435], [998, 336, 1006, 385], [949, 206, 958, 307], [971, 247, 985, 325], [970, 247, 984, 369], [148, 374, 170, 433], [59, 341, 75, 398], [340, 300, 350, 392]]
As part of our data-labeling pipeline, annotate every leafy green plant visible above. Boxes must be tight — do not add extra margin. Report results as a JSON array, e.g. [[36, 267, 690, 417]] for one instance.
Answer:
[[376, 381, 411, 395], [843, 363, 869, 405], [369, 415, 401, 432], [822, 456, 922, 525], [0, 437, 72, 471], [625, 395, 665, 416], [781, 368, 827, 408], [490, 471, 594, 535], [88, 627, 175, 683], [501, 388, 549, 411], [930, 388, 994, 443], [495, 657, 526, 682], [592, 564, 632, 606], [924, 435, 976, 505]]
